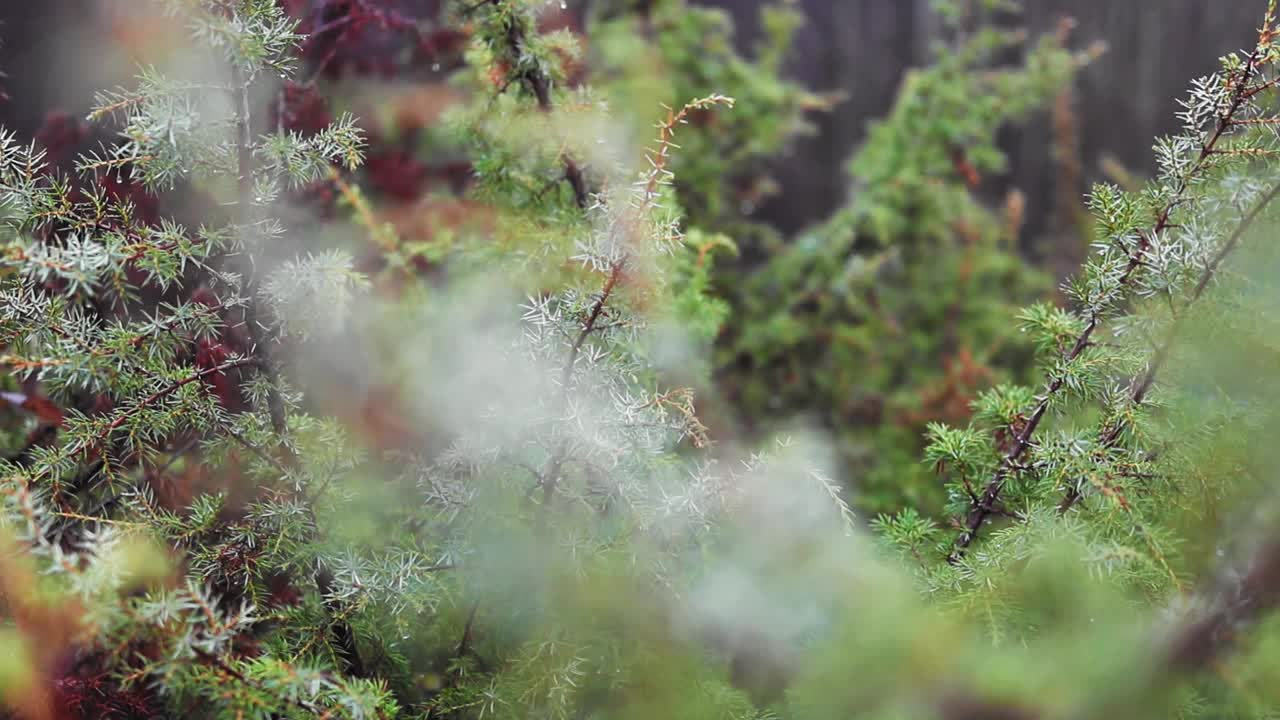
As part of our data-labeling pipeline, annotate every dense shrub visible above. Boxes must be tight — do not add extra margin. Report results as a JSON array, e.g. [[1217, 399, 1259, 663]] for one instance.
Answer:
[[717, 0, 1100, 515]]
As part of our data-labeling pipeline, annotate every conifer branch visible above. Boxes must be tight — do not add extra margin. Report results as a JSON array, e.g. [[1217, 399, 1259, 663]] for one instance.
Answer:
[[227, 52, 366, 691], [948, 41, 1270, 561], [539, 263, 623, 509], [485, 0, 590, 208], [314, 565, 371, 679], [96, 357, 256, 443], [223, 60, 365, 685], [1058, 182, 1280, 513], [18, 357, 256, 495], [536, 95, 730, 509]]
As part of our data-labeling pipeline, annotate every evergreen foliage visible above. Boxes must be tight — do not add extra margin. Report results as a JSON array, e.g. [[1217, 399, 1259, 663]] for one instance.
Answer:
[[718, 0, 1097, 514], [4, 1, 1280, 719], [585, 0, 827, 249]]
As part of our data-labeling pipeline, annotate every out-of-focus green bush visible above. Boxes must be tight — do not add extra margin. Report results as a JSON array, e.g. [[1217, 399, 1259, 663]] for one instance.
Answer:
[[718, 0, 1094, 515]]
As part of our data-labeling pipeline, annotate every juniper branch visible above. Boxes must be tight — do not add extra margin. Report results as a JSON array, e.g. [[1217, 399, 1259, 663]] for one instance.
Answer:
[[539, 263, 622, 509], [18, 357, 256, 493], [928, 504, 1280, 720], [485, 0, 590, 208], [1058, 181, 1280, 513], [192, 647, 328, 717], [536, 96, 730, 510], [949, 42, 1268, 562], [95, 357, 256, 443]]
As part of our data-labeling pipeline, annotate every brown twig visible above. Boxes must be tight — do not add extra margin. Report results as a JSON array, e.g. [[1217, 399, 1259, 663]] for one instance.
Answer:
[[95, 358, 256, 445], [455, 600, 480, 661]]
